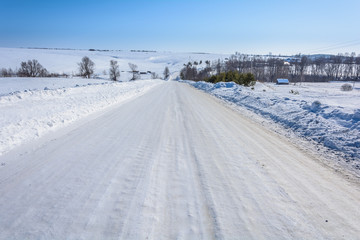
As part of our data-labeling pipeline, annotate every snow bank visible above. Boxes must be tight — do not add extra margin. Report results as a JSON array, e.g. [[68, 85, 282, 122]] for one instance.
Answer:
[[185, 80, 360, 169], [0, 80, 163, 155], [0, 77, 109, 96]]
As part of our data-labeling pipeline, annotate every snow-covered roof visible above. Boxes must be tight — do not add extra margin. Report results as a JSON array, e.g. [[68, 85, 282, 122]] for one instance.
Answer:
[[276, 79, 289, 84]]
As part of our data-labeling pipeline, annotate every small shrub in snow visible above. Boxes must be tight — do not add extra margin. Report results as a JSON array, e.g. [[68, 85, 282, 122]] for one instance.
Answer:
[[313, 100, 321, 106], [341, 83, 353, 91], [163, 66, 170, 80], [353, 110, 360, 121], [151, 72, 159, 79], [289, 89, 299, 95], [311, 100, 321, 112], [128, 63, 140, 80], [1, 68, 15, 77]]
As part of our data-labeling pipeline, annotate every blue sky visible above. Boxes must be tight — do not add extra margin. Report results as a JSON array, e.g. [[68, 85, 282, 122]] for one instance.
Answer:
[[1, 0, 359, 54]]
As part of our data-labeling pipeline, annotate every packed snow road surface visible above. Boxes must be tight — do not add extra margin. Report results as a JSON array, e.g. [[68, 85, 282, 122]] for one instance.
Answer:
[[0, 82, 359, 239]]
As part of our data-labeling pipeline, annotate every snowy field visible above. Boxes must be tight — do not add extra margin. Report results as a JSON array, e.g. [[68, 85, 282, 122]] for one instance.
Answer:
[[1, 47, 359, 169], [185, 80, 360, 170], [1, 82, 359, 239], [0, 77, 109, 96], [0, 47, 227, 155], [1, 48, 360, 238], [0, 47, 227, 81]]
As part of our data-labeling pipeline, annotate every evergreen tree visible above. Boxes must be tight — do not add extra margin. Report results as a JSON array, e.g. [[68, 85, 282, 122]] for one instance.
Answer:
[[163, 66, 170, 80]]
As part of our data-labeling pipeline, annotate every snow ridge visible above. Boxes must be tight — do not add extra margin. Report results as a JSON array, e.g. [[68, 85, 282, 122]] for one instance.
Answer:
[[0, 80, 163, 156], [185, 80, 360, 169]]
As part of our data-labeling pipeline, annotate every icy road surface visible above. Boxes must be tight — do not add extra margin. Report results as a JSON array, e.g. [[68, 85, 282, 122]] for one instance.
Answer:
[[0, 82, 359, 239]]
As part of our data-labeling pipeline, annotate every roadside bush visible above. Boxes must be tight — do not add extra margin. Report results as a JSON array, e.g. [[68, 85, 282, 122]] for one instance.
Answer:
[[204, 71, 256, 87], [1, 68, 15, 77], [128, 63, 140, 80], [341, 83, 353, 91], [180, 63, 198, 81], [289, 89, 299, 95], [248, 79, 256, 87], [163, 66, 170, 80], [151, 72, 159, 79], [311, 100, 321, 112]]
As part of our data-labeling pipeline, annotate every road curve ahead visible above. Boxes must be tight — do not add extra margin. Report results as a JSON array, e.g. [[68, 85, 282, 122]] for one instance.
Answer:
[[0, 81, 359, 239]]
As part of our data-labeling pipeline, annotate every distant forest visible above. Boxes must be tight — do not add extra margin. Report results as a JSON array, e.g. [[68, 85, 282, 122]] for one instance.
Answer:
[[180, 53, 360, 83]]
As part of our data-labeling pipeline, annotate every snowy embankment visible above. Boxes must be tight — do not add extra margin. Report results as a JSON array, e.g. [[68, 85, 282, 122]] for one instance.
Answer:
[[0, 79, 163, 155], [2, 82, 360, 239], [0, 77, 110, 96], [184, 80, 360, 169]]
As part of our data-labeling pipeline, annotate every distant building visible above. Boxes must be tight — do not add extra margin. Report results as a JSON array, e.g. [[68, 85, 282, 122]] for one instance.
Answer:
[[276, 79, 289, 85], [285, 58, 300, 63]]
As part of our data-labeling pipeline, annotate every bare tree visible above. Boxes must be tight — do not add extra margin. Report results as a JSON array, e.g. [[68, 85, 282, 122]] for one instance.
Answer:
[[333, 54, 343, 80], [163, 66, 170, 80], [267, 58, 284, 82], [253, 58, 266, 81], [78, 56, 95, 78], [344, 52, 356, 80], [354, 55, 360, 88], [225, 55, 238, 72], [128, 63, 139, 80], [324, 62, 337, 80], [215, 59, 222, 75], [1, 68, 15, 77], [151, 72, 159, 79], [299, 56, 308, 83], [109, 60, 120, 81], [0, 68, 6, 77], [18, 59, 48, 77], [355, 56, 360, 79], [205, 60, 211, 68], [312, 57, 325, 77], [180, 62, 198, 80]]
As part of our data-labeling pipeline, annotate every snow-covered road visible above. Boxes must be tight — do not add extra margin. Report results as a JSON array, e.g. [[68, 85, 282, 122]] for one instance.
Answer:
[[0, 82, 359, 239]]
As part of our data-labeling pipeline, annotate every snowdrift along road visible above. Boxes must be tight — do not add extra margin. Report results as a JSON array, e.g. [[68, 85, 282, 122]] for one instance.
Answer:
[[0, 82, 359, 239]]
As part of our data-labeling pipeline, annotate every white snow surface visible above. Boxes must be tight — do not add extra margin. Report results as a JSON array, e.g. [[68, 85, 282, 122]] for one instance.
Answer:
[[185, 80, 360, 170], [0, 79, 164, 155], [1, 48, 360, 238], [0, 47, 227, 81], [0, 77, 109, 95], [0, 47, 228, 156], [0, 82, 359, 239]]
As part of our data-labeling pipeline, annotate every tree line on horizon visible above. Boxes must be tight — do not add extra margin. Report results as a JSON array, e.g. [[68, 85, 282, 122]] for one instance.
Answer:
[[0, 56, 170, 81], [180, 61, 256, 86], [180, 52, 360, 83], [2, 52, 360, 83]]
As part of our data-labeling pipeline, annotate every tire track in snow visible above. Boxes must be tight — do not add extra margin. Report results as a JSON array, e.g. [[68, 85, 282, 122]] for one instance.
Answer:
[[0, 82, 359, 239]]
